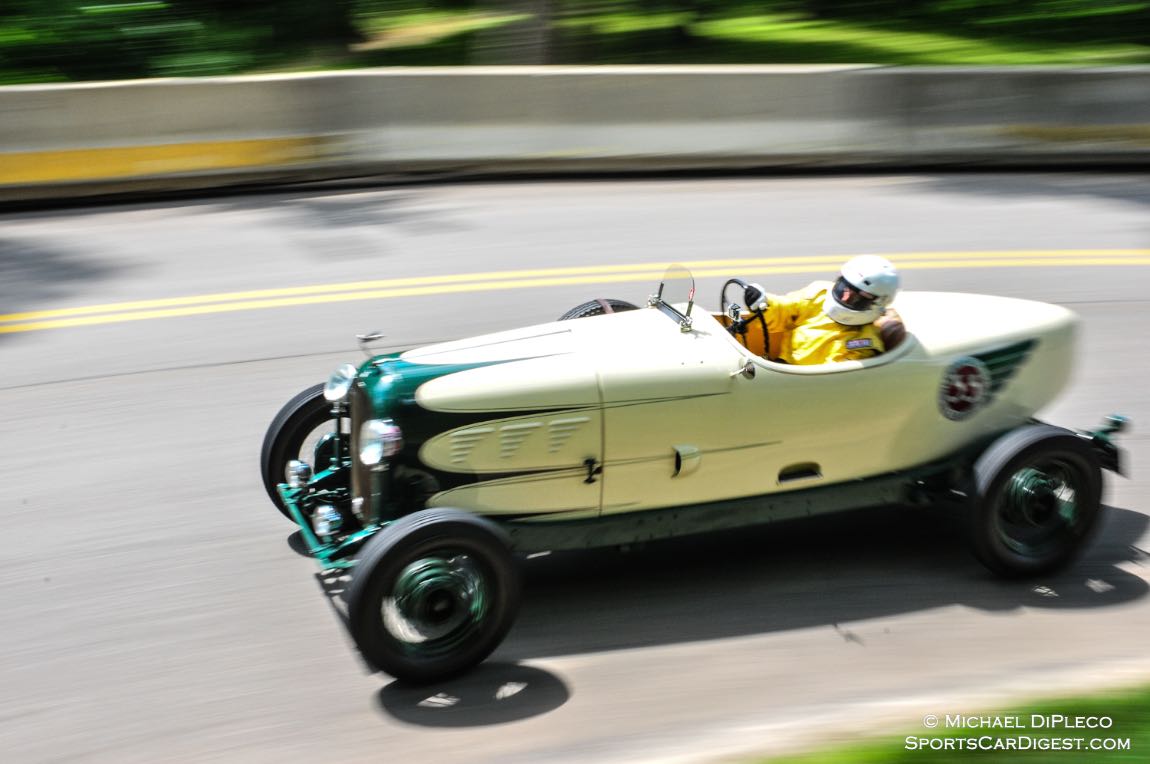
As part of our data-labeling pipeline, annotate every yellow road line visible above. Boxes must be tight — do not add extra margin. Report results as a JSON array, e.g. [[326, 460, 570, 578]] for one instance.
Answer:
[[2, 250, 1148, 334], [3, 249, 1147, 324]]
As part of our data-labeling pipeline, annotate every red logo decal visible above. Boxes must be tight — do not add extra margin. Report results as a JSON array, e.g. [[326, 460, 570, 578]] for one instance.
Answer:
[[940, 357, 991, 420]]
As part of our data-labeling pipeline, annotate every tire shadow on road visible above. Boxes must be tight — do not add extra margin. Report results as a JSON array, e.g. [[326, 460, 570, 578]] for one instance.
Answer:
[[375, 663, 570, 728], [296, 541, 576, 729]]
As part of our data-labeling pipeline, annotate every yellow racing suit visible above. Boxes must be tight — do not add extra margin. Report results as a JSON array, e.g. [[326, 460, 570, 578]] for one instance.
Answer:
[[763, 281, 885, 365]]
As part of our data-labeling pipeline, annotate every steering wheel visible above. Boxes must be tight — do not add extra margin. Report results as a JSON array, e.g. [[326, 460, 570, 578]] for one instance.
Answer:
[[720, 278, 769, 356]]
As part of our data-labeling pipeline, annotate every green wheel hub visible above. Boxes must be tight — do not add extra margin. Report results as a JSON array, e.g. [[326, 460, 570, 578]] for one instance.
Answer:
[[1008, 467, 1074, 524], [998, 461, 1080, 557], [383, 554, 488, 653]]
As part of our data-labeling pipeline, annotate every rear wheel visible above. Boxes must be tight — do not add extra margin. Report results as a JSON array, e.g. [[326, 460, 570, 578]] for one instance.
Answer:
[[557, 299, 639, 321], [968, 425, 1103, 578], [347, 510, 521, 684]]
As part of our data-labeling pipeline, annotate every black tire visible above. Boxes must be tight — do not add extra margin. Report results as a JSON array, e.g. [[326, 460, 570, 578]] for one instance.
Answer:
[[347, 509, 522, 684], [259, 383, 345, 521], [968, 425, 1103, 578], [557, 299, 640, 321]]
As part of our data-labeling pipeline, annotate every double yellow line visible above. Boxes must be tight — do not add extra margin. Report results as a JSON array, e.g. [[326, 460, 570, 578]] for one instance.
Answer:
[[2, 249, 1148, 334]]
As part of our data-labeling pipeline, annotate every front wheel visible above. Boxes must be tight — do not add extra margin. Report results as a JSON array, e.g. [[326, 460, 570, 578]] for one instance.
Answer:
[[347, 509, 522, 684], [968, 425, 1103, 578], [260, 383, 346, 521]]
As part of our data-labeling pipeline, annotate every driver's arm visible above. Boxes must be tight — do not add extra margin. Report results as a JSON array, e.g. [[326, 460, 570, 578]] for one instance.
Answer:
[[761, 284, 820, 333], [875, 308, 906, 350]]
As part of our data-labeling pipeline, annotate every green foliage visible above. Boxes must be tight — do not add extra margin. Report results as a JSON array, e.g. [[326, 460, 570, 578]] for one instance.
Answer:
[[0, 0, 366, 83], [764, 684, 1150, 763], [0, 0, 1148, 83], [0, 1, 265, 82]]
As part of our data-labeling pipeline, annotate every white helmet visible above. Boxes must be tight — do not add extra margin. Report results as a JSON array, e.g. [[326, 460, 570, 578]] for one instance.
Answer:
[[823, 255, 899, 326]]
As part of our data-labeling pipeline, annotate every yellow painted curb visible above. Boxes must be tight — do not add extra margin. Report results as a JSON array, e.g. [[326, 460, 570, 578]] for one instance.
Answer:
[[0, 137, 329, 184]]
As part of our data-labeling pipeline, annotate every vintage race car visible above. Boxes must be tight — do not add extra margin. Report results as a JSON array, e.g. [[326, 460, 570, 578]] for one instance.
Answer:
[[261, 265, 1128, 683]]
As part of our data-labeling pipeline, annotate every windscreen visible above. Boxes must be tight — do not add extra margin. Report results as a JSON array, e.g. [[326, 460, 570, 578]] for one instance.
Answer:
[[654, 264, 697, 331], [658, 264, 695, 312]]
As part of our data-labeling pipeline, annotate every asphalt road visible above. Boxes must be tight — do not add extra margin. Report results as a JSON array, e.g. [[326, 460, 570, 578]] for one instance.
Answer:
[[2, 174, 1149, 763]]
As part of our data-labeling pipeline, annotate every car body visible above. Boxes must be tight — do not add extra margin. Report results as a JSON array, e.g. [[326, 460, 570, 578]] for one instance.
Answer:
[[262, 266, 1127, 683]]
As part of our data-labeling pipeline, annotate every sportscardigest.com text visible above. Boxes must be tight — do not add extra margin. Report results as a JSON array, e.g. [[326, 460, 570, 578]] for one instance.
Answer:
[[907, 714, 1131, 752]]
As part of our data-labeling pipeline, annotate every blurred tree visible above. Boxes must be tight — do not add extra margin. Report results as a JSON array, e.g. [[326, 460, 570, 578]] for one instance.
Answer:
[[472, 0, 555, 63], [183, 0, 364, 45], [0, 0, 185, 81], [1, 0, 1148, 82]]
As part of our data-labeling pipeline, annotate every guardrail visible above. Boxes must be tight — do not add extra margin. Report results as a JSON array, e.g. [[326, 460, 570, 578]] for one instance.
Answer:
[[2, 66, 1149, 200]]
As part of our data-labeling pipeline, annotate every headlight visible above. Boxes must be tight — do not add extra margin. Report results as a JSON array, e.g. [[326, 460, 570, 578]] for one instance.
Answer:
[[312, 505, 342, 538], [359, 419, 404, 467], [286, 460, 312, 488], [323, 363, 359, 402]]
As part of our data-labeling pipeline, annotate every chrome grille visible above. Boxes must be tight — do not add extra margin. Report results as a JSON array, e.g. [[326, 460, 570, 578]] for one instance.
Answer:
[[349, 380, 370, 523]]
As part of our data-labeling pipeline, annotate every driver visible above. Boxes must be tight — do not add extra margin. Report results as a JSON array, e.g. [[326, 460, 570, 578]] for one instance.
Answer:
[[754, 255, 902, 365]]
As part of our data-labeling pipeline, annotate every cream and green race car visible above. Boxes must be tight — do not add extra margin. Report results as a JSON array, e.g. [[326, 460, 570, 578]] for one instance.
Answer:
[[261, 265, 1128, 684]]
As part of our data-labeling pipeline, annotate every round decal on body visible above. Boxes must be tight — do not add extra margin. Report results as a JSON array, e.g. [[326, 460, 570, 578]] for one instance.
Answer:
[[939, 356, 992, 421]]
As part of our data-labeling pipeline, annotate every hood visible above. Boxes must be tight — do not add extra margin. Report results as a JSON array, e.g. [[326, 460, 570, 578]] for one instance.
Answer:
[[401, 322, 581, 367], [399, 320, 599, 414]]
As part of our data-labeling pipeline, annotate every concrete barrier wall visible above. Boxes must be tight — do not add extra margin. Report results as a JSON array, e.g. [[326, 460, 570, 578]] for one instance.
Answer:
[[2, 66, 1149, 199]]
